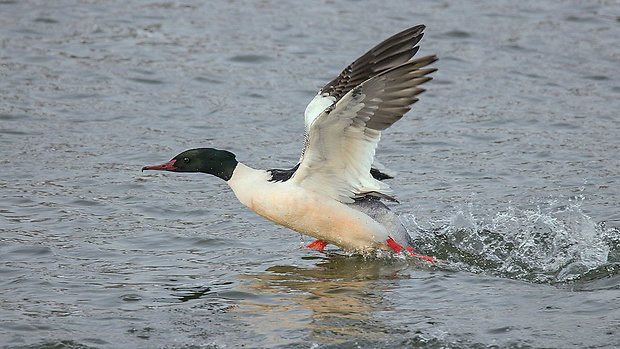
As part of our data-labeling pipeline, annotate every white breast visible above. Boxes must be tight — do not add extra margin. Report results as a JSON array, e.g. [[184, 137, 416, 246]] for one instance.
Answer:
[[226, 163, 391, 252]]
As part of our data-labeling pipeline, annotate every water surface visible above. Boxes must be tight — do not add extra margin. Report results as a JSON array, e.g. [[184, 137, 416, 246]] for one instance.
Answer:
[[1, 0, 619, 348]]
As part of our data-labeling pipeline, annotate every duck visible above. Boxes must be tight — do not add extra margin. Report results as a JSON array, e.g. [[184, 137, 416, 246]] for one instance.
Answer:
[[143, 24, 437, 262]]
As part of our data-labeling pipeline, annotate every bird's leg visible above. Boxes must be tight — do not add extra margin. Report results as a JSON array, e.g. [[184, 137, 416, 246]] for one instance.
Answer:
[[386, 237, 438, 263]]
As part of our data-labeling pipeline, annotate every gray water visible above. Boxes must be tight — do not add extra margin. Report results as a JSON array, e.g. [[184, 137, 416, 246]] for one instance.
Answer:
[[1, 0, 619, 348]]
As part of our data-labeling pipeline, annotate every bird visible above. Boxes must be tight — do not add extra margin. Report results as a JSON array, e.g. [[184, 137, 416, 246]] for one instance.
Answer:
[[143, 25, 438, 262]]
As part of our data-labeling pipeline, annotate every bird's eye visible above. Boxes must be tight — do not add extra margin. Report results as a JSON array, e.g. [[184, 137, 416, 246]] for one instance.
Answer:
[[183, 157, 190, 163]]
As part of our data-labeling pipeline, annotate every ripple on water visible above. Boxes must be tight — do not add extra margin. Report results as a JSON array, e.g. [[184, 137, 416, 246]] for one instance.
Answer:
[[228, 54, 274, 63], [409, 201, 619, 286]]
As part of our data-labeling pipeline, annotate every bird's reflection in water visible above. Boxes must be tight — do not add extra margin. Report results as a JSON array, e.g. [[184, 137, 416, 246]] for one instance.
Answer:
[[233, 253, 425, 343]]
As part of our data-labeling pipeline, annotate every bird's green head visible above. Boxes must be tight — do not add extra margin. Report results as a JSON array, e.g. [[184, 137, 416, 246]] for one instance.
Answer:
[[142, 148, 238, 181]]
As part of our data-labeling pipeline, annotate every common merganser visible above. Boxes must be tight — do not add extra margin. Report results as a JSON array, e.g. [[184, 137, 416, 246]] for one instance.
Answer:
[[143, 25, 437, 262]]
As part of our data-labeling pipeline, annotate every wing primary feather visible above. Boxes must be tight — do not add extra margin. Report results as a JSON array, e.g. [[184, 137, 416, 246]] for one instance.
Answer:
[[320, 25, 428, 102]]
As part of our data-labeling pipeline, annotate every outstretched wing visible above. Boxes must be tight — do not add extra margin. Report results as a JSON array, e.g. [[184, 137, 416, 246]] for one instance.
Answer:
[[304, 25, 427, 128], [292, 56, 437, 203]]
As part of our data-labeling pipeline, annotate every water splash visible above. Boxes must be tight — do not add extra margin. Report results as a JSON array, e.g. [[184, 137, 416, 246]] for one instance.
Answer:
[[407, 201, 620, 285]]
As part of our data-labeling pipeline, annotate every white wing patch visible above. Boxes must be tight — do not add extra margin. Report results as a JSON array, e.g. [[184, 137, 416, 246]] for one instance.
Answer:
[[292, 56, 437, 203], [304, 93, 336, 130], [293, 86, 387, 203]]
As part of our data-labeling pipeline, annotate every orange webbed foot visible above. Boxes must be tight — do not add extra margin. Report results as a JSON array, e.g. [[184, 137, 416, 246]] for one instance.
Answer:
[[386, 237, 439, 263], [306, 239, 329, 251]]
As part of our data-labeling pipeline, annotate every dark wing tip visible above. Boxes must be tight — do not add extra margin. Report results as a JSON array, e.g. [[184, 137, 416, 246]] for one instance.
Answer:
[[320, 24, 431, 102]]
